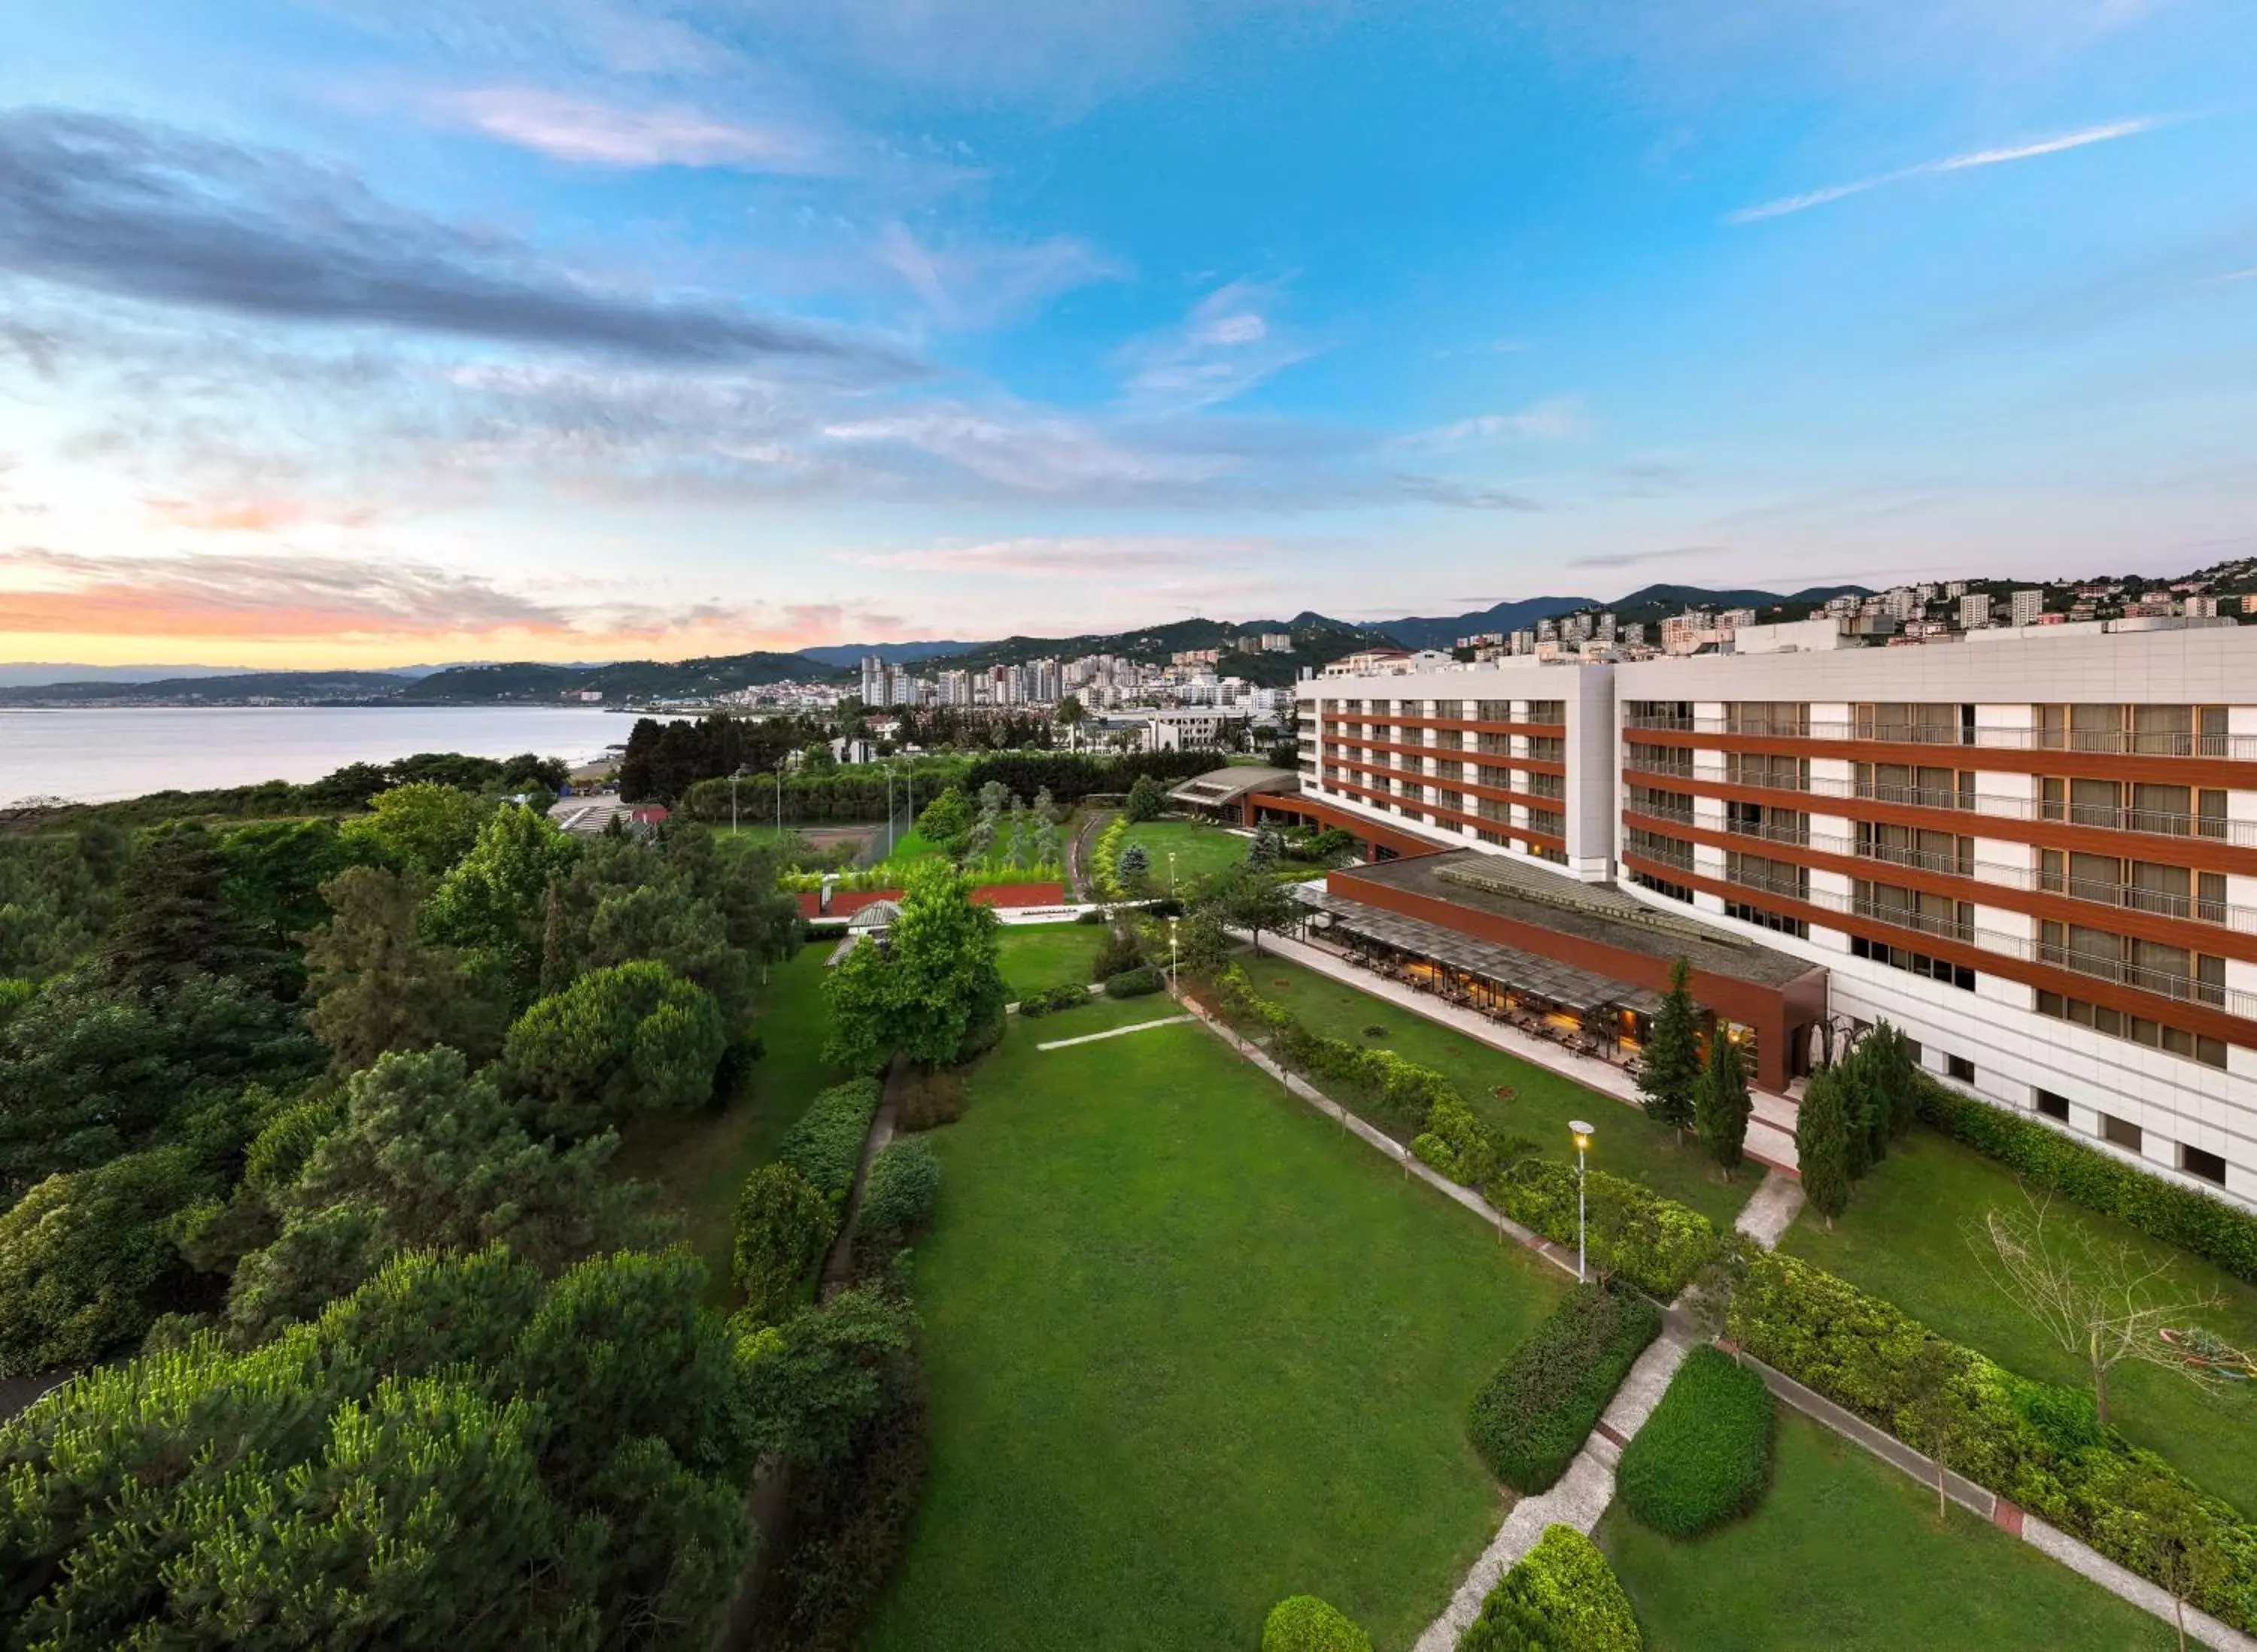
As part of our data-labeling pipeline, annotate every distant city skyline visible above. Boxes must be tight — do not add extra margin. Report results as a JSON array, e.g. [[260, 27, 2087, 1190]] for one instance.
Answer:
[[2, 0, 2252, 670]]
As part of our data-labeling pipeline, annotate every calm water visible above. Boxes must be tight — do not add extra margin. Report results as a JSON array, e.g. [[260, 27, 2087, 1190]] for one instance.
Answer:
[[0, 706, 633, 805]]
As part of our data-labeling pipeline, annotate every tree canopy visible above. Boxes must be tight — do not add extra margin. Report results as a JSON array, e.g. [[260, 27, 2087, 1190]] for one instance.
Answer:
[[824, 859, 1006, 1071]]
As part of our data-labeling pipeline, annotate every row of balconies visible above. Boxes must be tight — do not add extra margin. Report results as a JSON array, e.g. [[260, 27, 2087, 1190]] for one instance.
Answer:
[[1621, 712, 2256, 761]]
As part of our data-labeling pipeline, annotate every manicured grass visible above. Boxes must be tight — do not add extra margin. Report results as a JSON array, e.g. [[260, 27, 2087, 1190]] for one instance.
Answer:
[[1250, 955, 1753, 1229], [1781, 1127, 2257, 1514], [610, 942, 848, 1295], [1123, 816, 1250, 892], [996, 922, 1110, 999], [1598, 1411, 2177, 1651], [866, 1012, 1566, 1652]]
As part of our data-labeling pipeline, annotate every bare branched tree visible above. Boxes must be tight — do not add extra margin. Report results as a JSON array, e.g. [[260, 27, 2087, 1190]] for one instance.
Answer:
[[1966, 1190, 2225, 1426]]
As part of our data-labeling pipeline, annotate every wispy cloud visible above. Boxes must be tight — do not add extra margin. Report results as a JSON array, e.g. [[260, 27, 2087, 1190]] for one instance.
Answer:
[[876, 224, 1125, 328], [427, 85, 842, 173], [1117, 281, 1319, 413], [846, 533, 1283, 579], [2204, 266, 2257, 285], [1399, 396, 1592, 449], [0, 109, 903, 369], [1730, 116, 2171, 223], [1566, 543, 1718, 569]]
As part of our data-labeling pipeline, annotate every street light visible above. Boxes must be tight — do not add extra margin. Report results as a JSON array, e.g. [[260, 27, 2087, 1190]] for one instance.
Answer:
[[774, 755, 788, 840], [1168, 915, 1180, 995], [1168, 849, 1178, 898], [728, 765, 746, 835], [1569, 1119, 1595, 1284]]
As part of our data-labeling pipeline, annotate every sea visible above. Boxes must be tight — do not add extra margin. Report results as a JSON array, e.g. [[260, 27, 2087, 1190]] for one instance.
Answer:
[[0, 706, 636, 806]]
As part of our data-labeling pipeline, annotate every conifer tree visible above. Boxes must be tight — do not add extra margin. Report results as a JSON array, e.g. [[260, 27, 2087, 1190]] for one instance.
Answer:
[[1694, 1032, 1752, 1179], [1797, 1067, 1852, 1228], [1639, 957, 1701, 1140]]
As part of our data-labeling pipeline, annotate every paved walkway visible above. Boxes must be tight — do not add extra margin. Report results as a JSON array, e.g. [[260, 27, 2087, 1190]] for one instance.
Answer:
[[819, 1052, 903, 1298], [1733, 1170, 1804, 1249], [1250, 931, 1800, 1173], [1034, 1015, 1192, 1051]]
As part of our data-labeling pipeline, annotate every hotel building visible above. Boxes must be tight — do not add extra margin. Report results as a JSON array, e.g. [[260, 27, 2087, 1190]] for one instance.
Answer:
[[1282, 622, 2257, 1207]]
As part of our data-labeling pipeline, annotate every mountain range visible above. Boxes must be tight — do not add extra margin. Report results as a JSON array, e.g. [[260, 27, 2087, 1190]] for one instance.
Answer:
[[0, 582, 1874, 705]]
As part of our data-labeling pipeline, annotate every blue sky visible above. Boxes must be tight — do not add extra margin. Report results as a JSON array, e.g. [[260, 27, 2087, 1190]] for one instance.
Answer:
[[0, 0, 2251, 666]]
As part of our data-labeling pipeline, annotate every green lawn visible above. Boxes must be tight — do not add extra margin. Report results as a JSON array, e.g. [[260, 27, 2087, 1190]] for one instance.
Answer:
[[1124, 817, 1250, 893], [866, 1010, 1566, 1652], [1249, 955, 1754, 1230], [610, 941, 847, 1296], [1781, 1127, 2257, 1514], [1599, 1411, 2175, 1650], [996, 921, 1110, 999]]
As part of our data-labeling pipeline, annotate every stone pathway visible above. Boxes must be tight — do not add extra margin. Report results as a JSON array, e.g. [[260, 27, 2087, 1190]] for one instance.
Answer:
[[1733, 1170, 1804, 1250], [818, 1052, 904, 1298], [1034, 1015, 1192, 1052]]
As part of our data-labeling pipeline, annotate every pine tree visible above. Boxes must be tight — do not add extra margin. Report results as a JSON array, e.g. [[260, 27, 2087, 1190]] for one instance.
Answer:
[[1797, 1068, 1852, 1228], [1694, 1033, 1752, 1179], [1639, 957, 1702, 1141]]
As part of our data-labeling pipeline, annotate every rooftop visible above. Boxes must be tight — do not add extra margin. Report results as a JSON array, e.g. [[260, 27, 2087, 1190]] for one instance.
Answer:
[[1166, 765, 1300, 807], [1334, 849, 1818, 990]]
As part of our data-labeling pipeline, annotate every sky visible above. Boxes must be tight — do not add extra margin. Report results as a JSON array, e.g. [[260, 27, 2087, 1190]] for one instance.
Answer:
[[0, 0, 2252, 670]]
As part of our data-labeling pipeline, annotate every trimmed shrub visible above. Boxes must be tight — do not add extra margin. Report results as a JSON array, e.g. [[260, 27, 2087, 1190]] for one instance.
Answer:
[[733, 1162, 836, 1327], [896, 1070, 968, 1132], [1469, 1285, 1663, 1493], [1728, 1249, 2257, 1630], [1017, 980, 1092, 1019], [779, 1079, 883, 1206], [1917, 1075, 2257, 1284], [1617, 1345, 1776, 1537], [858, 1139, 939, 1245], [1488, 1159, 1718, 1299], [1458, 1523, 1641, 1651], [1103, 965, 1165, 999], [1089, 929, 1145, 981], [1412, 1098, 1501, 1188], [1263, 1594, 1373, 1652]]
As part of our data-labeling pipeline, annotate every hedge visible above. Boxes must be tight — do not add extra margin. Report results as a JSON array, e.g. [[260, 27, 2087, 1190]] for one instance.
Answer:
[[1262, 1595, 1373, 1652], [1469, 1285, 1662, 1493], [1457, 1524, 1641, 1652], [1917, 1076, 2257, 1284], [733, 1162, 837, 1327], [1489, 1159, 1719, 1300], [857, 1138, 940, 1245], [1103, 965, 1165, 999], [1728, 1249, 2257, 1629], [779, 1078, 883, 1206], [1017, 981, 1093, 1019], [1616, 1345, 1776, 1538]]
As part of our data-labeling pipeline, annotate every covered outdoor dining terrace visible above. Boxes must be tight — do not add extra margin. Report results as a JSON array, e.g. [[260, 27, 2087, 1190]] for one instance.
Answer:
[[1288, 882, 1669, 1066]]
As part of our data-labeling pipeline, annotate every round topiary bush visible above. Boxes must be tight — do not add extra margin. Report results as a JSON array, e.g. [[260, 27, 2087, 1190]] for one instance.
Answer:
[[1103, 965, 1165, 999], [1616, 1344, 1776, 1538], [858, 1137, 940, 1245], [1262, 1594, 1372, 1652]]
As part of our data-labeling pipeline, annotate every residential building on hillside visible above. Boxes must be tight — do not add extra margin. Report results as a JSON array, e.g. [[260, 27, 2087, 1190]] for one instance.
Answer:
[[1284, 621, 2257, 1206]]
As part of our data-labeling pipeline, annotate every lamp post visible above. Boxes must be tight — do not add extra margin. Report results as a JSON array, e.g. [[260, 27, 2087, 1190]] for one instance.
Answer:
[[774, 755, 787, 840], [884, 762, 895, 857], [1169, 915, 1180, 995], [1169, 850, 1178, 898], [728, 765, 746, 835], [1569, 1119, 1594, 1284]]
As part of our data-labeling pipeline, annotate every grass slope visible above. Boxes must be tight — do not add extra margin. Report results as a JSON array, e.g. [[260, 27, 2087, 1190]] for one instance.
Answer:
[[1250, 956, 1752, 1229], [996, 922, 1110, 1000], [610, 942, 846, 1295], [1598, 1411, 2175, 1650], [866, 1013, 1565, 1651], [1782, 1127, 2257, 1514]]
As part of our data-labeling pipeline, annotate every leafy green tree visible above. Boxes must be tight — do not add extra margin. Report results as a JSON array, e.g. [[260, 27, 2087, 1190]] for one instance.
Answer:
[[1214, 867, 1296, 957], [733, 1162, 836, 1329], [1796, 1067, 1853, 1228], [303, 866, 506, 1072], [505, 959, 728, 1137], [226, 1046, 655, 1341], [215, 818, 367, 950], [742, 1283, 919, 1470], [1174, 904, 1235, 979], [0, 1146, 214, 1375], [1694, 1031, 1753, 1178], [424, 803, 580, 992], [102, 826, 276, 997], [1899, 1338, 1976, 1520], [824, 859, 1006, 1071], [0, 1246, 761, 1648], [1123, 773, 1165, 822], [2122, 1473, 2233, 1651], [1638, 958, 1701, 1141], [343, 781, 493, 875]]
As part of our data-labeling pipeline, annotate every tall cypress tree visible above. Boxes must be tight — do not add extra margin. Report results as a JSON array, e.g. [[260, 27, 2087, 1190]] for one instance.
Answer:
[[1695, 1034, 1752, 1179], [1797, 1068, 1852, 1228], [1639, 957, 1702, 1141]]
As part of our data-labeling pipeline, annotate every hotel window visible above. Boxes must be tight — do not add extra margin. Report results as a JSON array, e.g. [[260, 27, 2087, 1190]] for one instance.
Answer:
[[1946, 1054, 1976, 1083], [1727, 752, 1808, 792], [1627, 700, 1692, 729], [1632, 870, 1694, 903], [2183, 1143, 2228, 1186], [1431, 699, 1463, 720], [2038, 922, 2225, 1007], [1858, 880, 1970, 945], [1724, 898, 1807, 939], [1729, 851, 1806, 904], [1475, 700, 1513, 722], [1850, 935, 1976, 991], [1439, 789, 1463, 814], [1858, 821, 1970, 877], [2036, 1089, 2070, 1121], [1526, 806, 1565, 840], [1858, 763, 1971, 811], [1856, 703, 1966, 745], [1523, 699, 1566, 727], [1526, 736, 1566, 764], [2035, 988, 2230, 1069], [1729, 801, 1809, 846], [1725, 701, 1808, 736], [1627, 741, 1693, 779], [2101, 1114, 2143, 1153]]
